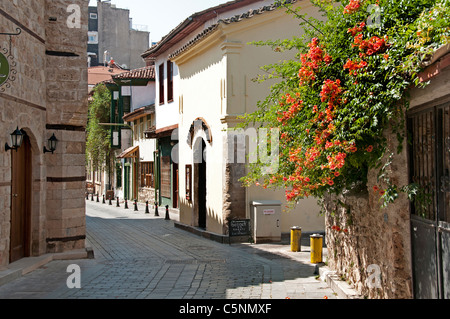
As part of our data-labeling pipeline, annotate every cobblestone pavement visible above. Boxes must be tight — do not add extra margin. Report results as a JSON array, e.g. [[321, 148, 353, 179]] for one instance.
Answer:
[[0, 200, 336, 299]]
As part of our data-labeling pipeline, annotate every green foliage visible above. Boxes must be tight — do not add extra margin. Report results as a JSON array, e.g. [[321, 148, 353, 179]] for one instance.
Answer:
[[239, 0, 449, 207], [86, 83, 111, 171]]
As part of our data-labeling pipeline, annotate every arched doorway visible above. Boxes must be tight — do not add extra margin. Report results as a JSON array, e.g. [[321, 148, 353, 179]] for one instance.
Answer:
[[189, 118, 211, 229], [10, 133, 32, 263], [194, 139, 206, 229]]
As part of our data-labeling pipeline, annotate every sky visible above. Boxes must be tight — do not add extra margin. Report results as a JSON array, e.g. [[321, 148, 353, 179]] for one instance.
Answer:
[[89, 0, 232, 44]]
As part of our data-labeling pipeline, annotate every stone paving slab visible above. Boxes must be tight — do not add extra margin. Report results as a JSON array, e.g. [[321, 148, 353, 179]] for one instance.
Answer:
[[0, 199, 346, 300]]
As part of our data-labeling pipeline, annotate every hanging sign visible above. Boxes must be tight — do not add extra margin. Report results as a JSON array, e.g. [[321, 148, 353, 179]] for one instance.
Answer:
[[0, 27, 21, 92], [0, 52, 9, 87]]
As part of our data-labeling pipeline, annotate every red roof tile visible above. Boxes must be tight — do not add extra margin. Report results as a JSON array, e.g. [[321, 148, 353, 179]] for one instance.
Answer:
[[112, 65, 155, 81], [88, 65, 128, 86]]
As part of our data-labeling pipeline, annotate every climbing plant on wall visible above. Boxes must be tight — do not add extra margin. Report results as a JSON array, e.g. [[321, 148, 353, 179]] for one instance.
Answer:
[[240, 0, 449, 208], [86, 83, 112, 172]]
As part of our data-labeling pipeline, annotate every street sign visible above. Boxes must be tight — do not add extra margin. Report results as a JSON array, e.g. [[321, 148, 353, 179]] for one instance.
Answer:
[[229, 219, 251, 237]]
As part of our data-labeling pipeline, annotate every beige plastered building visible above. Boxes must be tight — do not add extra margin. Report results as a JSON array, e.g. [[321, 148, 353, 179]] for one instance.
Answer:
[[166, 0, 325, 238]]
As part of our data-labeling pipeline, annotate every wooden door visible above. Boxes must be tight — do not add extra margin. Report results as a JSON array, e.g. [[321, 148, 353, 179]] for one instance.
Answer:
[[196, 140, 206, 228], [124, 164, 130, 200], [10, 134, 31, 263], [173, 163, 178, 208], [133, 161, 138, 200]]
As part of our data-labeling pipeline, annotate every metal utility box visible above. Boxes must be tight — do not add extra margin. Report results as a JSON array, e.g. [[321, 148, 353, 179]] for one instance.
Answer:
[[250, 200, 282, 243]]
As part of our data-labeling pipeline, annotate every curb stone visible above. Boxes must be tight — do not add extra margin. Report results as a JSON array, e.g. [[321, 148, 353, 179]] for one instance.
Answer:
[[319, 266, 363, 299]]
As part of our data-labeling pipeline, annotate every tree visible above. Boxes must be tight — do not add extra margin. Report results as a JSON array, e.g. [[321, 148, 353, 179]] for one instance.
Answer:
[[86, 83, 111, 172], [240, 0, 449, 208]]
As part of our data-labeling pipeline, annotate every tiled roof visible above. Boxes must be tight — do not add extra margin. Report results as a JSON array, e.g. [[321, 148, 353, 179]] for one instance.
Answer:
[[112, 65, 155, 81], [168, 0, 297, 60], [141, 0, 262, 59], [88, 65, 128, 86], [168, 24, 220, 60]]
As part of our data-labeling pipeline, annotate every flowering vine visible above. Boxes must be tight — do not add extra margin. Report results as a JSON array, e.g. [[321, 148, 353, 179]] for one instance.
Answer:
[[241, 0, 449, 207]]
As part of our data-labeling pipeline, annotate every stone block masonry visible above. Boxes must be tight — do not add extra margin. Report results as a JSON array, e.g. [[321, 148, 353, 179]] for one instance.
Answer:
[[0, 0, 89, 267], [43, 0, 89, 255]]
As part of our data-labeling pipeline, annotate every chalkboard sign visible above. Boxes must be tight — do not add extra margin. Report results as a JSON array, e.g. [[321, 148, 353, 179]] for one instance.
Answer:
[[229, 219, 251, 237]]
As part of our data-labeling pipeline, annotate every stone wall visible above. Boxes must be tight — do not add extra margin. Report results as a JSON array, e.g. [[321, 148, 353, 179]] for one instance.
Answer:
[[0, 0, 48, 266], [0, 0, 89, 267], [323, 126, 413, 299], [138, 187, 156, 204], [44, 0, 88, 253]]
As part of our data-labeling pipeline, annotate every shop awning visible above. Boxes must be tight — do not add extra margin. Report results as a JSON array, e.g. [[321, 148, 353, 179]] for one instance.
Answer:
[[117, 145, 139, 159]]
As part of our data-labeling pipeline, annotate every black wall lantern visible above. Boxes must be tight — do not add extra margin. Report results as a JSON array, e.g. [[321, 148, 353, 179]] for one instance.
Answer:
[[43, 133, 58, 154], [5, 126, 23, 152]]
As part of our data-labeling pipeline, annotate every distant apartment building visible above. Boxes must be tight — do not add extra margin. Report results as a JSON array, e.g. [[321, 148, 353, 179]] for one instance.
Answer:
[[88, 0, 149, 69]]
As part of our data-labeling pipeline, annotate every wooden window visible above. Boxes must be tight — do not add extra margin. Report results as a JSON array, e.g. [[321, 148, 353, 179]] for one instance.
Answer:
[[160, 156, 171, 198], [185, 164, 192, 202], [159, 63, 164, 104], [140, 118, 144, 139], [122, 96, 131, 114], [167, 61, 173, 102], [140, 162, 154, 188]]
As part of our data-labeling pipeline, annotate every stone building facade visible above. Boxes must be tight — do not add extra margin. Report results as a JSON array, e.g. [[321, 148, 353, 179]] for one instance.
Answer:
[[0, 0, 89, 267]]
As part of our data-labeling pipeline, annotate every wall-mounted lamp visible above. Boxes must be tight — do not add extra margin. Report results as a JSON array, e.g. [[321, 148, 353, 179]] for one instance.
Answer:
[[43, 133, 58, 154], [5, 127, 24, 152]]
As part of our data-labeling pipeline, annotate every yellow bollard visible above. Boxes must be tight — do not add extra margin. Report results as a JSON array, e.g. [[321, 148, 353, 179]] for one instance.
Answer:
[[290, 226, 302, 252], [310, 234, 323, 263]]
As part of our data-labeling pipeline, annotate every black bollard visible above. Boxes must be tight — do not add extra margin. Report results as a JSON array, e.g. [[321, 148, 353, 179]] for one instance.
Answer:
[[124, 198, 128, 209], [116, 197, 120, 207], [154, 202, 159, 216], [165, 205, 170, 220], [109, 197, 112, 205], [86, 193, 89, 200], [102, 194, 106, 204], [91, 193, 94, 201], [145, 201, 149, 214], [96, 193, 99, 202], [134, 199, 138, 211]]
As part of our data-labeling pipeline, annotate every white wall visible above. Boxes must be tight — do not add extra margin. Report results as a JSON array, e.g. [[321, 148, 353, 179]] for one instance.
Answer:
[[174, 0, 325, 234], [130, 82, 155, 111], [155, 56, 180, 130]]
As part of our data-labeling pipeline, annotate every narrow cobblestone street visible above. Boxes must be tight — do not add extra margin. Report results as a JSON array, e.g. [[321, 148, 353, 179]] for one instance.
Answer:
[[0, 200, 335, 300]]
